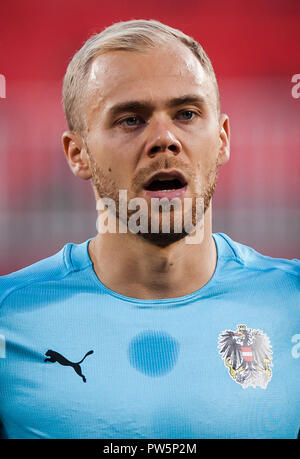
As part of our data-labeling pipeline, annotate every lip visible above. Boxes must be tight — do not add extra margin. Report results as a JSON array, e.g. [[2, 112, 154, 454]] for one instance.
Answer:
[[144, 186, 187, 199], [143, 169, 188, 200], [143, 169, 187, 188]]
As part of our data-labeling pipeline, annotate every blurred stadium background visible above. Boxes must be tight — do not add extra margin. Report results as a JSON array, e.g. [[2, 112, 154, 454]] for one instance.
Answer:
[[0, 0, 299, 275]]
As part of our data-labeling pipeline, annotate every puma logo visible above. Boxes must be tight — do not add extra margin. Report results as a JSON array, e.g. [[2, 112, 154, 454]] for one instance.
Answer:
[[44, 349, 94, 382]]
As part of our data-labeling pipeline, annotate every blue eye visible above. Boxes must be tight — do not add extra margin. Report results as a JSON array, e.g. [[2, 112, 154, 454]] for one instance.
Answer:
[[178, 110, 195, 120], [121, 116, 144, 127], [125, 117, 138, 125]]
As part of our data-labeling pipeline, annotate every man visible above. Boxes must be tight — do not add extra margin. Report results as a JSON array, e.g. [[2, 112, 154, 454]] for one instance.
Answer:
[[0, 20, 299, 439]]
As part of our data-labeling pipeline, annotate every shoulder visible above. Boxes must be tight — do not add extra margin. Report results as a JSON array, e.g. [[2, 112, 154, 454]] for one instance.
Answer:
[[215, 232, 300, 280], [0, 242, 75, 308]]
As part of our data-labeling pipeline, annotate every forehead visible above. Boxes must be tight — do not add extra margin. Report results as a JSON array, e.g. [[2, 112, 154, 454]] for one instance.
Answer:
[[86, 41, 215, 112]]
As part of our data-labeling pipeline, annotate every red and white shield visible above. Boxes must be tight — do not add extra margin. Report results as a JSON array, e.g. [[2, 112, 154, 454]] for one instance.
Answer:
[[241, 346, 253, 362]]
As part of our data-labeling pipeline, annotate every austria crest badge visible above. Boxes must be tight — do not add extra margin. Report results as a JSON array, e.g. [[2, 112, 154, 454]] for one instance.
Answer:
[[218, 325, 273, 389]]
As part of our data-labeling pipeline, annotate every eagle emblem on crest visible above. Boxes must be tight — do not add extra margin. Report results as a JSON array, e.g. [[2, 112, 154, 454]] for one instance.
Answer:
[[218, 325, 273, 389]]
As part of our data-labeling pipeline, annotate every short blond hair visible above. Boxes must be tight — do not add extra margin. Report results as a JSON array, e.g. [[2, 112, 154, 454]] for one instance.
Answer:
[[62, 19, 220, 134]]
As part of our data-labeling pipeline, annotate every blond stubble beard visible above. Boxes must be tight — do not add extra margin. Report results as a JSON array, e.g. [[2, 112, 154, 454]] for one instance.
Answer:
[[87, 147, 219, 246]]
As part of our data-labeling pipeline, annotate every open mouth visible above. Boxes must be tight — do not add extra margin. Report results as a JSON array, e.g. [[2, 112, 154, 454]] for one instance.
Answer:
[[143, 171, 188, 199], [144, 172, 187, 191]]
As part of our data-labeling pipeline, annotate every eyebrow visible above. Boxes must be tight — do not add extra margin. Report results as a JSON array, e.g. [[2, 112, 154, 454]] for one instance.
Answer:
[[167, 95, 206, 109], [107, 94, 206, 118]]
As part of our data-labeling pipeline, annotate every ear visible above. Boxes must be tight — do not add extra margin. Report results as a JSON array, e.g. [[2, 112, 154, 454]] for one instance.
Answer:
[[217, 114, 230, 166], [61, 131, 92, 180]]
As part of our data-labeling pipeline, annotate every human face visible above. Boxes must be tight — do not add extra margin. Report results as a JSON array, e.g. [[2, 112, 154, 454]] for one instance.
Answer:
[[83, 41, 229, 241]]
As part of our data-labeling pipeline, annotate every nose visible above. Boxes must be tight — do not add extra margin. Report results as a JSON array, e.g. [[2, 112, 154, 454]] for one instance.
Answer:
[[145, 118, 182, 158]]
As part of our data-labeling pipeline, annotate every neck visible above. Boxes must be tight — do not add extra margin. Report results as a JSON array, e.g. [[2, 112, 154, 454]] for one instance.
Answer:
[[88, 204, 217, 300]]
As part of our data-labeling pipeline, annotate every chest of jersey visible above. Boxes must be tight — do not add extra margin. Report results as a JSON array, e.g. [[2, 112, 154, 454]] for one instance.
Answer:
[[1, 289, 299, 439]]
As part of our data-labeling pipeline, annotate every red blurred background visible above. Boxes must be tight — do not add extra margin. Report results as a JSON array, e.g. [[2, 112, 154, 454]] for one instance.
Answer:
[[0, 0, 299, 274]]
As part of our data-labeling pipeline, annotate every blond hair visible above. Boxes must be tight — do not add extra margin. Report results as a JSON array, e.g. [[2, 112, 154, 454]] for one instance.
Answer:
[[62, 19, 220, 134]]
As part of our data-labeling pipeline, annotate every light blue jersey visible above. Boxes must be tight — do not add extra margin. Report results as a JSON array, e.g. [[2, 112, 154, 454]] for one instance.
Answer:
[[0, 233, 299, 439]]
